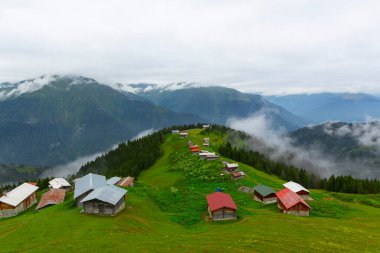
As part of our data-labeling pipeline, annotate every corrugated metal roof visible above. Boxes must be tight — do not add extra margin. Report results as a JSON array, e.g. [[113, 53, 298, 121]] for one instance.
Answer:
[[206, 192, 237, 212], [80, 185, 127, 205], [283, 181, 309, 193], [253, 184, 276, 197], [73, 173, 107, 199], [49, 178, 71, 189], [0, 183, 39, 207], [107, 177, 122, 185], [36, 189, 66, 210], [276, 188, 311, 210], [226, 163, 239, 168]]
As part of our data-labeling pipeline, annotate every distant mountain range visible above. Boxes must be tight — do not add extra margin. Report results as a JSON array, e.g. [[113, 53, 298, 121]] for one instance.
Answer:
[[266, 93, 380, 123], [133, 85, 307, 130], [0, 75, 305, 168], [0, 75, 203, 166]]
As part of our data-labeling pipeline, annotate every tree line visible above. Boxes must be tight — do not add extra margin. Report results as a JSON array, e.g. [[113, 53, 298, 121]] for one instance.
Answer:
[[219, 142, 380, 194], [76, 123, 206, 178]]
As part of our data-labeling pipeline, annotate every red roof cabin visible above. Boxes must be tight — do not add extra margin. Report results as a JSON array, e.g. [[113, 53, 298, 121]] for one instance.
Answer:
[[190, 145, 200, 153], [276, 188, 311, 216], [206, 192, 237, 221]]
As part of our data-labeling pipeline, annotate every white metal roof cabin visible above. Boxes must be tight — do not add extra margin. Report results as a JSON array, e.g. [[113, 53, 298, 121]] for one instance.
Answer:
[[0, 183, 39, 219], [49, 178, 71, 190], [74, 173, 107, 206], [180, 132, 189, 138], [80, 185, 127, 216], [283, 181, 310, 200], [172, 130, 180, 134], [107, 177, 122, 185]]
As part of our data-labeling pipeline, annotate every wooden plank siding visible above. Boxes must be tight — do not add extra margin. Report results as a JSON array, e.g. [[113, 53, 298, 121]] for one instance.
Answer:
[[209, 207, 236, 221], [83, 196, 125, 216]]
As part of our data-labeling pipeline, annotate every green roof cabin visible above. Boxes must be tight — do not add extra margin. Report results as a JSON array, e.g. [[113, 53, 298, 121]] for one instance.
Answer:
[[253, 184, 277, 204]]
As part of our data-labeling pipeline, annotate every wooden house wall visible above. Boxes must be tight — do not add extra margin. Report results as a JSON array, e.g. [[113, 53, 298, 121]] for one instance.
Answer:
[[253, 191, 264, 202], [0, 192, 37, 219], [75, 190, 92, 207], [277, 200, 310, 216], [209, 207, 236, 221], [83, 196, 125, 216]]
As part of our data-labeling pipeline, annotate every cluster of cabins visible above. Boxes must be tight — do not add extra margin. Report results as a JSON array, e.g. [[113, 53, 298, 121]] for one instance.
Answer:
[[2, 128, 313, 221], [206, 181, 312, 221], [0, 174, 134, 219]]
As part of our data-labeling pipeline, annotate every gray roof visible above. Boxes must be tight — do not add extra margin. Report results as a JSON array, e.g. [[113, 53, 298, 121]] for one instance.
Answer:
[[107, 177, 122, 185], [80, 185, 127, 205], [253, 184, 276, 197], [73, 173, 107, 199]]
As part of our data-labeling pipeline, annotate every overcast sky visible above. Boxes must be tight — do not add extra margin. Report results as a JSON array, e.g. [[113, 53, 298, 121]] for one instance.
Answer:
[[1, 0, 380, 95]]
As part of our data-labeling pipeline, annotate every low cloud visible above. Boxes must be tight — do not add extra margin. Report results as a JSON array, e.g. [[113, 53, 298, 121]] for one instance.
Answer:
[[227, 113, 379, 178], [324, 121, 380, 153], [41, 128, 155, 178]]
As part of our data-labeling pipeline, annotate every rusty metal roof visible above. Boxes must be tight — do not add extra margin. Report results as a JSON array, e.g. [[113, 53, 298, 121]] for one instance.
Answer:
[[36, 189, 66, 210]]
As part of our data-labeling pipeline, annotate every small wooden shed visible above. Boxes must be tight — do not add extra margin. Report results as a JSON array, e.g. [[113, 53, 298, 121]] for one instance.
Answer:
[[0, 183, 39, 219], [116, 176, 135, 187], [80, 185, 127, 216], [180, 132, 188, 138], [206, 192, 237, 221], [224, 163, 239, 172], [49, 178, 71, 191], [283, 181, 310, 200], [231, 171, 245, 180], [276, 188, 311, 216], [253, 184, 277, 204]]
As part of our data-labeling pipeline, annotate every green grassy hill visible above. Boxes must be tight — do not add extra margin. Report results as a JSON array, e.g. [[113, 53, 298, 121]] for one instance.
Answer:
[[1, 128, 380, 252]]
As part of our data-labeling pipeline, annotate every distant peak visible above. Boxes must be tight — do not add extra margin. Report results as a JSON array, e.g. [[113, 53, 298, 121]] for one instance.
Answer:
[[112, 82, 201, 94], [0, 74, 99, 100]]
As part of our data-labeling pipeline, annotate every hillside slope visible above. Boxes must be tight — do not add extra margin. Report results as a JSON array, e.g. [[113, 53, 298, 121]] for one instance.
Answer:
[[0, 76, 203, 166], [0, 128, 379, 252]]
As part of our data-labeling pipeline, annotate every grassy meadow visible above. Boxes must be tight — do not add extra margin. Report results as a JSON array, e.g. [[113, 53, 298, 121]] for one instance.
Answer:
[[0, 128, 379, 252]]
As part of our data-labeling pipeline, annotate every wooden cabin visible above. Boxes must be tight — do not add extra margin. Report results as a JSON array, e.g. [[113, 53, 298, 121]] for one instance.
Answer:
[[231, 171, 245, 180], [73, 173, 107, 207], [253, 184, 277, 204], [206, 154, 219, 161], [276, 188, 311, 216], [180, 132, 188, 138], [203, 137, 210, 147], [116, 177, 135, 187], [107, 177, 122, 185], [224, 163, 239, 172], [206, 192, 237, 221], [49, 178, 71, 191], [80, 185, 127, 216], [283, 181, 310, 200], [0, 183, 39, 219], [199, 151, 214, 159], [36, 189, 66, 211]]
